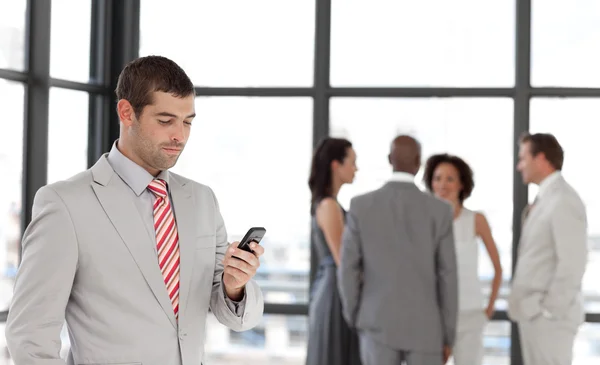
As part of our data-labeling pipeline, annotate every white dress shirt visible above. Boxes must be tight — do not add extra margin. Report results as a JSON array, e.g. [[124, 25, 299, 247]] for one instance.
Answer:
[[389, 171, 416, 183]]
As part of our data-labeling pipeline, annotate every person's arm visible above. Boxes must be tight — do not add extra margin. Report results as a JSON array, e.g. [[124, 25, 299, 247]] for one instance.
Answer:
[[5, 186, 78, 364], [337, 198, 363, 327], [541, 197, 588, 317], [315, 198, 345, 265], [208, 188, 263, 332], [475, 212, 503, 319], [435, 206, 458, 348]]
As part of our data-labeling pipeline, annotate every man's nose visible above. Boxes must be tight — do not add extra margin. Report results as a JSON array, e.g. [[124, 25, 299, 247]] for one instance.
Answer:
[[171, 123, 185, 142]]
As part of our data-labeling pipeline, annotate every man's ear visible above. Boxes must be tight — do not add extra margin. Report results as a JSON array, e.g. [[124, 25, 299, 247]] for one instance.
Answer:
[[117, 99, 135, 126]]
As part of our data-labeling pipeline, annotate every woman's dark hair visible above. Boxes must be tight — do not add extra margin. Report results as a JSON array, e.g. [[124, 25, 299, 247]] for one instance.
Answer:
[[308, 137, 353, 206], [423, 153, 474, 203]]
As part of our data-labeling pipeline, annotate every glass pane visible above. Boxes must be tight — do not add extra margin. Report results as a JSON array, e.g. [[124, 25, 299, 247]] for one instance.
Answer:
[[447, 320, 511, 365], [0, 80, 24, 313], [330, 98, 514, 309], [205, 314, 306, 364], [50, 0, 92, 82], [331, 0, 515, 87], [530, 98, 600, 313], [531, 0, 600, 87], [47, 88, 89, 184], [139, 0, 315, 87], [574, 323, 600, 364], [172, 97, 313, 304], [0, 1, 27, 70]]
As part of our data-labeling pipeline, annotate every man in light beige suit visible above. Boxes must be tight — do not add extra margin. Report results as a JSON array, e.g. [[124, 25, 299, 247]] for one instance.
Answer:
[[6, 56, 264, 365], [509, 132, 588, 365]]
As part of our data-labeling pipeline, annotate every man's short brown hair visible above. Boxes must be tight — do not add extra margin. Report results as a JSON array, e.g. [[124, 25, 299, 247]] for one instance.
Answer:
[[519, 132, 564, 170], [115, 56, 195, 118]]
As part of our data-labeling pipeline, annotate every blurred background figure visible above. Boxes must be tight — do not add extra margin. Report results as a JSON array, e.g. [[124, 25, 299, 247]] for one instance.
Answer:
[[305, 137, 361, 365], [338, 135, 457, 365], [509, 133, 588, 365], [424, 153, 503, 365]]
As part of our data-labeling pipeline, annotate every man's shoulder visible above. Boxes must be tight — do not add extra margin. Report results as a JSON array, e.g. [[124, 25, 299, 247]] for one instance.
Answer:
[[41, 170, 94, 197], [350, 185, 446, 204], [350, 188, 380, 206], [550, 179, 586, 214], [169, 172, 215, 196]]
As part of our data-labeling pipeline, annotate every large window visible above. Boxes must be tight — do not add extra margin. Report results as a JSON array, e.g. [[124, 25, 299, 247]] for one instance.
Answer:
[[139, 0, 316, 87], [330, 0, 515, 87], [0, 1, 27, 71], [574, 323, 600, 364], [205, 314, 307, 364], [47, 88, 90, 184], [531, 0, 600, 87], [50, 0, 92, 82], [330, 98, 514, 306], [0, 80, 24, 313], [172, 97, 313, 305]]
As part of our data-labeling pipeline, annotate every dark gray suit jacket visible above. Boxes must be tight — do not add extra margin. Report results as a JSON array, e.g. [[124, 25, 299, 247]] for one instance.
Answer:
[[338, 181, 458, 352]]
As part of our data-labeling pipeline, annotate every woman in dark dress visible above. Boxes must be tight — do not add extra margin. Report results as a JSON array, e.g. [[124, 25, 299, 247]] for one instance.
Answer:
[[305, 137, 361, 365]]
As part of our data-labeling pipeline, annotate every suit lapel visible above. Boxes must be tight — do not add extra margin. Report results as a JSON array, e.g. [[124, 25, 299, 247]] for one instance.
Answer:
[[520, 178, 564, 250], [168, 175, 195, 320], [90, 156, 177, 329], [522, 177, 564, 231]]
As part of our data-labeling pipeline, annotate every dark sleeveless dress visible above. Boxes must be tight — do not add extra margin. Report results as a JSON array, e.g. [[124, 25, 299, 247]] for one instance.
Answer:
[[305, 201, 361, 365]]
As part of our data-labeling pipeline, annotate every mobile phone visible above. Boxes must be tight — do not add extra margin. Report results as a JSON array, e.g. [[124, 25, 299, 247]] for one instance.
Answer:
[[237, 227, 266, 253]]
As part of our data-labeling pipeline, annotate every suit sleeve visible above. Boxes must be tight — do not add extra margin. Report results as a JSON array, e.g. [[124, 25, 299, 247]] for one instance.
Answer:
[[435, 205, 458, 347], [5, 186, 77, 364], [337, 198, 363, 327], [208, 188, 263, 331], [542, 196, 588, 317]]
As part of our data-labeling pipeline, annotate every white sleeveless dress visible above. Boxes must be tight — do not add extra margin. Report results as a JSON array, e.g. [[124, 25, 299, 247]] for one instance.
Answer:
[[452, 208, 488, 365], [454, 208, 483, 311]]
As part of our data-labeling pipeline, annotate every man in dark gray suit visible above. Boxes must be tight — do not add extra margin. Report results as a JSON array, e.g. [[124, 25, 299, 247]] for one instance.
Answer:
[[338, 135, 458, 365]]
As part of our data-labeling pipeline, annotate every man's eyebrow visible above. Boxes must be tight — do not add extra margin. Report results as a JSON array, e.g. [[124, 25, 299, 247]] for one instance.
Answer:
[[154, 112, 196, 118]]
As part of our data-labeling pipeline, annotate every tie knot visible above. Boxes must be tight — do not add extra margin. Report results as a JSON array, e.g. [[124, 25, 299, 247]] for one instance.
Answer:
[[148, 179, 168, 199]]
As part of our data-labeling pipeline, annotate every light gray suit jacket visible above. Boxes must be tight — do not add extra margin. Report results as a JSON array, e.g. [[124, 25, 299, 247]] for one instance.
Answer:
[[5, 154, 264, 365], [337, 181, 458, 352], [508, 174, 587, 325]]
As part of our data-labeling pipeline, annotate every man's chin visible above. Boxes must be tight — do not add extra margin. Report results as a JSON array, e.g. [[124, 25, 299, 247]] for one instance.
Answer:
[[154, 157, 180, 171]]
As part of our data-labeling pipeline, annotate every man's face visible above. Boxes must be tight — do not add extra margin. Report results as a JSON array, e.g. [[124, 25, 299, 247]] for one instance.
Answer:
[[517, 141, 540, 184], [128, 91, 196, 173]]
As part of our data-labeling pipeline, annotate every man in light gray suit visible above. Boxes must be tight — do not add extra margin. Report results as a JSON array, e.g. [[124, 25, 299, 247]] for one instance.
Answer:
[[6, 56, 264, 365], [338, 135, 458, 365], [509, 132, 588, 364]]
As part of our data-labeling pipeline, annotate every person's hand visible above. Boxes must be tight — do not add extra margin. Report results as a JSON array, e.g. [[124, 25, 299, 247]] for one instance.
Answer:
[[485, 305, 495, 320], [443, 345, 452, 364], [222, 241, 263, 301]]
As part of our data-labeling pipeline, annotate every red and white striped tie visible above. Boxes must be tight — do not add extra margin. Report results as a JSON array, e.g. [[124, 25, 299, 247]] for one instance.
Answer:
[[148, 179, 180, 319]]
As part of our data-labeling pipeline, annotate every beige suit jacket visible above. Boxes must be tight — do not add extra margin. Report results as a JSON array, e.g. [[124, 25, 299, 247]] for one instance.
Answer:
[[6, 154, 264, 365], [508, 174, 587, 325]]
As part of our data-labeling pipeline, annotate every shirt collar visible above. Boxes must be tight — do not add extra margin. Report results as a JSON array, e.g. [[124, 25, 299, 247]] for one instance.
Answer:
[[389, 171, 416, 183], [536, 170, 561, 200], [107, 140, 170, 196]]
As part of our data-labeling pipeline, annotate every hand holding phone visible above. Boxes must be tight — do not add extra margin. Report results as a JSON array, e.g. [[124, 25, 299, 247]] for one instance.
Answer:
[[237, 227, 266, 253], [222, 227, 266, 299]]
